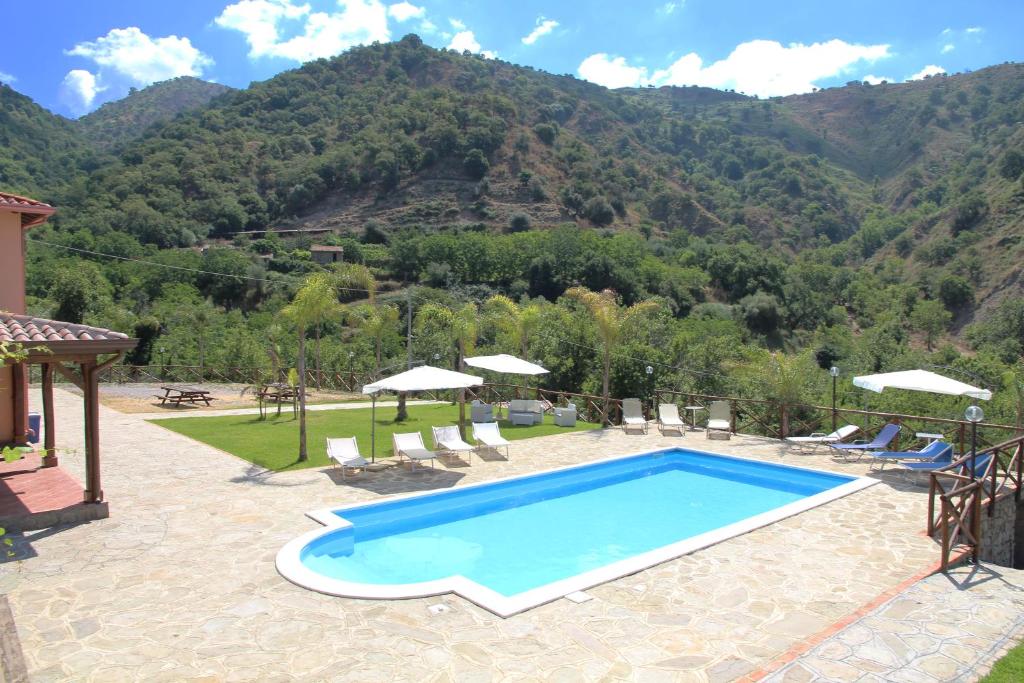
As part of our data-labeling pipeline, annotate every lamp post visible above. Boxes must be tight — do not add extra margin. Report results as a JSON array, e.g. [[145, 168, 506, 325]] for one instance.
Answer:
[[965, 404, 984, 481], [829, 366, 840, 433], [646, 365, 654, 418]]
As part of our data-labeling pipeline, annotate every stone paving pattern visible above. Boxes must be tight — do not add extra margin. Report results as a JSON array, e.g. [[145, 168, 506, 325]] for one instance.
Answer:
[[0, 389, 1011, 682], [764, 563, 1024, 682]]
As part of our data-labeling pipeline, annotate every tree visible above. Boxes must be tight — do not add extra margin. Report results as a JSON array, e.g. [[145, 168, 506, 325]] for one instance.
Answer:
[[463, 148, 489, 179], [909, 298, 951, 351], [415, 302, 478, 436], [583, 196, 615, 226], [999, 150, 1024, 181], [738, 291, 782, 335], [938, 275, 973, 310], [282, 273, 337, 462], [564, 287, 659, 423], [509, 212, 531, 233], [50, 263, 110, 324], [347, 303, 399, 376]]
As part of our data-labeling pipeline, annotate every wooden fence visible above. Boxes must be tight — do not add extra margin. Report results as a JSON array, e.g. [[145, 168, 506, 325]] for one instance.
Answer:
[[653, 389, 1023, 453], [927, 434, 1024, 569]]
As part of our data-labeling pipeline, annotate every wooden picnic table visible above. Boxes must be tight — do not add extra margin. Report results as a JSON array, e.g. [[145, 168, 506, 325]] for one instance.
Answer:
[[255, 383, 302, 418], [155, 385, 215, 407]]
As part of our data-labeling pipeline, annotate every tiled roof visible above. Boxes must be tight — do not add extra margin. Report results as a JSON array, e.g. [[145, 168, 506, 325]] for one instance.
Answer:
[[0, 191, 56, 228], [0, 314, 130, 344]]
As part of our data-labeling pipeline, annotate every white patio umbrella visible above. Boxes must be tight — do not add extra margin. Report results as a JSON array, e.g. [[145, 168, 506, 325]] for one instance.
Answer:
[[465, 354, 548, 400], [852, 369, 992, 401], [362, 366, 483, 460]]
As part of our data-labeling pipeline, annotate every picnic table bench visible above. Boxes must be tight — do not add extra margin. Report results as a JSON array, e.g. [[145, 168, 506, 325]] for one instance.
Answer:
[[254, 383, 303, 417], [154, 385, 215, 407]]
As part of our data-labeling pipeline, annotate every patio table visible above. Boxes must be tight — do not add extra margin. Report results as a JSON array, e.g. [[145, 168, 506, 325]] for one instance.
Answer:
[[155, 385, 214, 407]]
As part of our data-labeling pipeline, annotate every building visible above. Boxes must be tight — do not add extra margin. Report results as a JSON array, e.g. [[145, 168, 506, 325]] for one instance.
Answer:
[[0, 191, 137, 529], [310, 244, 344, 266]]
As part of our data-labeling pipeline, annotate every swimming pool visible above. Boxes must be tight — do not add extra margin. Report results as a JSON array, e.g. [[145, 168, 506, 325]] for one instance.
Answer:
[[277, 447, 874, 616]]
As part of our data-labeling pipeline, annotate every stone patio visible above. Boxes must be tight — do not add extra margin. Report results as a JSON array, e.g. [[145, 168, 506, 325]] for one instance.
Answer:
[[0, 388, 1011, 682]]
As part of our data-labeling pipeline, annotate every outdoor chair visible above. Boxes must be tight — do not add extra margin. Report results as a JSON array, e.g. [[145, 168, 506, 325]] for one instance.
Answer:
[[470, 400, 494, 423], [508, 399, 543, 426], [432, 425, 475, 464], [622, 398, 648, 434], [325, 436, 369, 478], [553, 405, 577, 427], [829, 423, 901, 461], [472, 421, 511, 459], [863, 440, 952, 471], [705, 400, 732, 439], [899, 453, 992, 485], [392, 432, 438, 470], [657, 404, 686, 436], [785, 424, 860, 452]]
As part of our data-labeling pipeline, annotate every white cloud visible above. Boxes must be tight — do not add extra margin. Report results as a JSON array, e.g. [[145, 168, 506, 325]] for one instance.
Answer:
[[0, 70, 15, 83], [578, 53, 649, 89], [387, 1, 424, 22], [578, 39, 891, 97], [419, 18, 436, 33], [449, 18, 466, 31], [215, 0, 390, 62], [59, 69, 106, 114], [908, 64, 946, 80], [940, 27, 952, 36], [659, 2, 682, 15], [862, 74, 893, 85], [941, 43, 955, 54], [447, 29, 496, 58], [965, 26, 983, 34], [66, 27, 213, 85], [521, 17, 558, 45]]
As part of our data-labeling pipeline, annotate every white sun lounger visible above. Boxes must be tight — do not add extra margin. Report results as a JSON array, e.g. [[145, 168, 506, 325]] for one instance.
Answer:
[[472, 421, 511, 458], [657, 404, 686, 436], [432, 425, 475, 464], [325, 437, 369, 477], [706, 400, 731, 439], [392, 432, 437, 469], [622, 398, 648, 434], [785, 424, 860, 452]]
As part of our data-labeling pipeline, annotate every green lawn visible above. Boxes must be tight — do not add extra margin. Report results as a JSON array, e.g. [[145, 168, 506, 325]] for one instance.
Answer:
[[150, 404, 601, 471], [983, 641, 1024, 682]]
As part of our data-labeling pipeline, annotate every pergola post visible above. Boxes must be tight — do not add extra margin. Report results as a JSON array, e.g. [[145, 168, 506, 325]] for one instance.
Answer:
[[11, 361, 27, 445], [41, 363, 56, 466], [81, 360, 102, 503]]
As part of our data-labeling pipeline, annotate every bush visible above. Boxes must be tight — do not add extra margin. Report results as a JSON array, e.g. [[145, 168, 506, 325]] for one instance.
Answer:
[[582, 196, 615, 226], [533, 123, 557, 145], [738, 291, 782, 334], [938, 274, 973, 310], [999, 150, 1024, 181], [462, 149, 489, 179], [509, 212, 531, 232], [953, 193, 986, 234]]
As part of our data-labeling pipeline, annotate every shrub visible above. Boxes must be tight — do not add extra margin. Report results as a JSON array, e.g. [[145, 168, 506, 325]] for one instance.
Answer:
[[462, 149, 489, 179], [509, 212, 531, 232], [533, 123, 557, 145]]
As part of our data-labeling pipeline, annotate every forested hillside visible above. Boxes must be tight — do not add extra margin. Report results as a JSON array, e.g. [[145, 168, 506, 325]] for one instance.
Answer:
[[4, 36, 1024, 423]]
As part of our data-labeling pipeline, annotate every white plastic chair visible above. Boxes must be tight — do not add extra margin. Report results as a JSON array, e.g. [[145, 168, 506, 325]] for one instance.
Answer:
[[325, 437, 369, 478], [472, 421, 511, 459]]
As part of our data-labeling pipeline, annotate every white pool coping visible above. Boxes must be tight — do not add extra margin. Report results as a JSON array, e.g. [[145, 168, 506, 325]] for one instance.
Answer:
[[276, 446, 877, 617]]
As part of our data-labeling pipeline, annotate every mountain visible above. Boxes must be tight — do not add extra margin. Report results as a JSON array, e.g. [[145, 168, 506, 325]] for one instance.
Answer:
[[3, 36, 1023, 322], [78, 76, 234, 149]]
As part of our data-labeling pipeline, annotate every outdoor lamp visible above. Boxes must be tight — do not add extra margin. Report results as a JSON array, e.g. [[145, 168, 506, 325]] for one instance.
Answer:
[[646, 366, 654, 375], [829, 366, 840, 432], [433, 353, 441, 361], [965, 404, 984, 481]]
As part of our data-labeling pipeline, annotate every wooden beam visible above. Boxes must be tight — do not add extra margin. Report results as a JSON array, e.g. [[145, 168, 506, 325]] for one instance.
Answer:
[[10, 363, 27, 445], [52, 362, 84, 390], [81, 361, 102, 503], [41, 363, 55, 461]]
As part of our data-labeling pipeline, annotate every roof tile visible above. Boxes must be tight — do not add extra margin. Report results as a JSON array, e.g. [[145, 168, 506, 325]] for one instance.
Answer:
[[0, 314, 130, 344]]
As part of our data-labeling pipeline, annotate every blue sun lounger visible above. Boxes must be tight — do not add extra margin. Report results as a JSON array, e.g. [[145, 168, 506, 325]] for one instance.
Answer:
[[862, 440, 952, 471], [900, 452, 992, 477], [829, 423, 901, 461]]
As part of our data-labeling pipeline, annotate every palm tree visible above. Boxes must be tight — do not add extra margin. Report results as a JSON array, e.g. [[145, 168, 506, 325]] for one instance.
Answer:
[[415, 302, 478, 436], [347, 303, 399, 376], [282, 273, 337, 462], [483, 295, 543, 396], [565, 287, 659, 424]]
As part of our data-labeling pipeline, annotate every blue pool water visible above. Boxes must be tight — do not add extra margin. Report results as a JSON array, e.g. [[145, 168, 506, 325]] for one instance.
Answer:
[[300, 449, 854, 597]]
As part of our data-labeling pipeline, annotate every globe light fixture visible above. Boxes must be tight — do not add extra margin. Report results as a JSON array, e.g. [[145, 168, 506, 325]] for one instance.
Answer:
[[829, 366, 840, 432], [645, 365, 654, 375]]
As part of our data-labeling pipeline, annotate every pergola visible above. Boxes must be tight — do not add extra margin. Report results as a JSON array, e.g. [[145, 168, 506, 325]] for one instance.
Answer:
[[1, 314, 137, 503]]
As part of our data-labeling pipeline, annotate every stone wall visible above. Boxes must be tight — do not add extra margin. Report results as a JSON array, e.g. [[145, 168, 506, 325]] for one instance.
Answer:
[[981, 492, 1024, 568]]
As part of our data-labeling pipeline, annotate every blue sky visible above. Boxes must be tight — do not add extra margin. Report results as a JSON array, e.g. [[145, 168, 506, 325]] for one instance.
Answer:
[[3, 0, 1022, 118]]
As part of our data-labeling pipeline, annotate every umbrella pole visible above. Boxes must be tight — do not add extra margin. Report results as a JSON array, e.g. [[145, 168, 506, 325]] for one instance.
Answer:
[[371, 394, 376, 463]]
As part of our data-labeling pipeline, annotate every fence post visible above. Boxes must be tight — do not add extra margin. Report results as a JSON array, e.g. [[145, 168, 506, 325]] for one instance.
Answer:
[[729, 401, 737, 434], [971, 490, 982, 563], [958, 423, 966, 456], [927, 475, 936, 536], [780, 404, 789, 439]]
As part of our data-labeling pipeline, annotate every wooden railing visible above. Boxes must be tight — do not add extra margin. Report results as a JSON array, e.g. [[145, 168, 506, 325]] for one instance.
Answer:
[[68, 364, 376, 393], [927, 434, 1024, 570], [653, 389, 1023, 451]]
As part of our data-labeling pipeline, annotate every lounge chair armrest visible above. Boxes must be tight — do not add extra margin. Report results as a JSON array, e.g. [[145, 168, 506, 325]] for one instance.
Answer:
[[809, 433, 826, 438]]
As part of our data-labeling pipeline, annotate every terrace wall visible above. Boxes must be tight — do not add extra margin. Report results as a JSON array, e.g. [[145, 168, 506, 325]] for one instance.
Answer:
[[980, 492, 1024, 569]]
